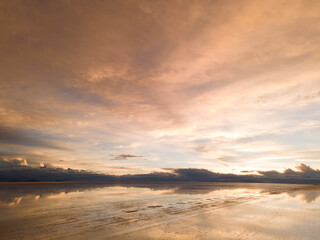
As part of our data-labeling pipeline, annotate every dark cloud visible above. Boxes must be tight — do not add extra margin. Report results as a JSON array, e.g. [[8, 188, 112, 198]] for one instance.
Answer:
[[258, 163, 320, 182], [241, 170, 257, 173], [110, 154, 143, 160], [0, 158, 115, 182], [1, 159, 320, 184], [0, 125, 67, 150]]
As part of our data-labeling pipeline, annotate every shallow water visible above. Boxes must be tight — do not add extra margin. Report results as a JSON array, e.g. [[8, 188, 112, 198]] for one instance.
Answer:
[[0, 182, 319, 240]]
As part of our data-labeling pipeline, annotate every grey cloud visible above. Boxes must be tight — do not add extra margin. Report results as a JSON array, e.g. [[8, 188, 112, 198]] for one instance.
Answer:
[[2, 159, 320, 184], [258, 163, 320, 181], [0, 158, 116, 182], [110, 154, 144, 160], [241, 170, 256, 173], [115, 164, 320, 184], [0, 126, 67, 150]]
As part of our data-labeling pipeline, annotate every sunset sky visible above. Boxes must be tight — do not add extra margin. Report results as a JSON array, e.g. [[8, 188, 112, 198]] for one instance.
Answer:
[[1, 0, 320, 176]]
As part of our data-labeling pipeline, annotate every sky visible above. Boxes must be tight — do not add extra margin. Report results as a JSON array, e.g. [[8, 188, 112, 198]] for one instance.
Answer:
[[0, 0, 320, 177]]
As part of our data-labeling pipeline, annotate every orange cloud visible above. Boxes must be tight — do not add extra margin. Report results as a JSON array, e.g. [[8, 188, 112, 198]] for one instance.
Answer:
[[0, 0, 319, 173]]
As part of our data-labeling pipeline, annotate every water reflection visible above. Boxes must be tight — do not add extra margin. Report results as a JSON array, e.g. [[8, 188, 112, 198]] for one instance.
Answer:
[[1, 182, 319, 207], [286, 186, 320, 203], [1, 182, 320, 240]]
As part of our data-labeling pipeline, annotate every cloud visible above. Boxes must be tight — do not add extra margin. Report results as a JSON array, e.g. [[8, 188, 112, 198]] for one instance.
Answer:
[[0, 158, 28, 169], [0, 158, 116, 182], [1, 159, 320, 184], [0, 125, 67, 150], [110, 154, 144, 160], [241, 170, 256, 174], [0, 0, 320, 172], [258, 163, 320, 181]]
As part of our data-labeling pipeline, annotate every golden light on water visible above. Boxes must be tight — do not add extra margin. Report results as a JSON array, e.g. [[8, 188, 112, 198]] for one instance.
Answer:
[[1, 183, 320, 239]]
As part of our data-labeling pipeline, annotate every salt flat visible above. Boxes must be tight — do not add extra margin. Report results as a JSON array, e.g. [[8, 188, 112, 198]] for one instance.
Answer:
[[0, 182, 319, 240]]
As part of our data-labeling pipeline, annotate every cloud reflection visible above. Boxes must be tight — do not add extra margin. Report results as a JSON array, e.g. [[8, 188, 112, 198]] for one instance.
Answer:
[[1, 182, 319, 207]]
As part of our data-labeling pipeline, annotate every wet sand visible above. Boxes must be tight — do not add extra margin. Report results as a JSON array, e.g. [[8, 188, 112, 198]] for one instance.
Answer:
[[0, 182, 319, 239]]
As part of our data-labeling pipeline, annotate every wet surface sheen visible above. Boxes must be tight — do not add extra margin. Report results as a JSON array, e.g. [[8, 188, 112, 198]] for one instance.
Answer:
[[0, 182, 319, 240]]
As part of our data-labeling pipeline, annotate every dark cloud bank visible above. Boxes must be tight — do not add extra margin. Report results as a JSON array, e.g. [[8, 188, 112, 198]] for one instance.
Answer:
[[1, 158, 320, 184]]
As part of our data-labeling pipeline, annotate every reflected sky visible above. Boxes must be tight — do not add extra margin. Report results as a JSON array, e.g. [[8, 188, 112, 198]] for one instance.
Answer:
[[1, 182, 319, 206], [1, 182, 320, 239]]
